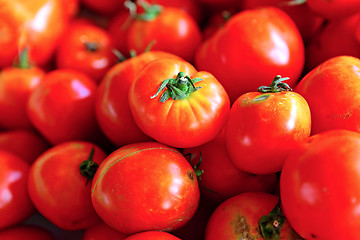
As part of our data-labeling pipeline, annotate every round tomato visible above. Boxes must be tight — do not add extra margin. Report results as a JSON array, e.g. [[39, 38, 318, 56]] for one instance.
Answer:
[[128, 57, 230, 148], [83, 221, 127, 240], [124, 231, 181, 240], [0, 225, 54, 240], [28, 141, 107, 230], [91, 142, 200, 235], [195, 7, 305, 103], [0, 150, 34, 229], [225, 75, 311, 174], [280, 129, 360, 239], [295, 55, 360, 135]]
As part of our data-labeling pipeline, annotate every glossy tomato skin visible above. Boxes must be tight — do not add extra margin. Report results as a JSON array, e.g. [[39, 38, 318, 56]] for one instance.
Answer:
[[195, 7, 305, 103], [0, 65, 45, 129], [295, 55, 360, 135], [56, 19, 117, 83], [225, 87, 311, 174], [91, 142, 200, 235], [28, 141, 107, 230], [82, 221, 127, 240], [27, 69, 102, 145], [124, 231, 181, 240], [0, 225, 54, 240], [129, 58, 230, 148], [0, 150, 34, 229], [95, 51, 180, 147], [126, 6, 202, 62], [205, 192, 300, 240], [280, 130, 360, 239]]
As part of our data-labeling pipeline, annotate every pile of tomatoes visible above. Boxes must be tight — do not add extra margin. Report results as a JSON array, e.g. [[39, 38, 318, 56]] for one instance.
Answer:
[[2, 0, 360, 239]]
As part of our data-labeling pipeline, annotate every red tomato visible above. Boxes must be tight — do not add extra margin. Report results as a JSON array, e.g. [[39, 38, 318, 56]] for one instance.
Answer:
[[0, 150, 34, 229], [0, 52, 45, 129], [95, 51, 180, 147], [0, 0, 68, 67], [195, 7, 305, 103], [183, 129, 279, 204], [27, 69, 102, 145], [0, 129, 50, 164], [83, 221, 127, 240], [28, 141, 107, 230], [80, 0, 126, 16], [306, 0, 360, 20], [295, 55, 360, 135], [205, 192, 300, 240], [91, 142, 200, 235], [280, 129, 360, 239], [0, 225, 54, 240], [129, 58, 230, 148], [202, 9, 236, 40], [125, 1, 202, 62], [225, 75, 311, 174], [56, 19, 117, 83], [124, 231, 181, 240]]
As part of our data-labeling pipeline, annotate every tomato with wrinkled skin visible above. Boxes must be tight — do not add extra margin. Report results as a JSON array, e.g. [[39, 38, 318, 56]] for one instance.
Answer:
[[280, 129, 360, 240], [0, 150, 34, 229], [91, 142, 200, 235], [95, 51, 180, 147], [28, 141, 107, 230], [205, 192, 301, 240], [124, 231, 181, 240], [0, 225, 54, 240], [295, 55, 360, 135], [83, 221, 127, 240], [195, 7, 305, 103], [225, 76, 311, 174], [129, 57, 230, 148]]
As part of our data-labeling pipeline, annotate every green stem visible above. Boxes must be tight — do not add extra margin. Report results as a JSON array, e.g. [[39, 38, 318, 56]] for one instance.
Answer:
[[258, 200, 285, 240], [14, 47, 31, 69], [124, 0, 162, 21], [257, 75, 292, 93], [79, 147, 99, 185]]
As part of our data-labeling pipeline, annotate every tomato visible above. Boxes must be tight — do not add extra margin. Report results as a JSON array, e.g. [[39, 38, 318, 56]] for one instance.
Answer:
[[83, 221, 127, 240], [0, 150, 34, 229], [182, 129, 279, 204], [0, 225, 54, 240], [125, 1, 202, 62], [28, 141, 107, 230], [95, 51, 180, 147], [27, 69, 103, 145], [280, 129, 360, 239], [0, 129, 50, 164], [80, 0, 126, 16], [129, 57, 230, 148], [195, 7, 305, 103], [124, 231, 181, 240], [56, 19, 117, 83], [225, 75, 311, 174], [205, 192, 301, 240], [306, 0, 360, 20], [0, 0, 68, 67], [295, 55, 360, 135], [202, 9, 236, 40], [91, 142, 200, 235]]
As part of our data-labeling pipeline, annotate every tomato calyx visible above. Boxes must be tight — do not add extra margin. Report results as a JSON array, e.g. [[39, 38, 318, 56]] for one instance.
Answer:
[[150, 72, 202, 103], [79, 147, 99, 185], [124, 0, 162, 21], [258, 201, 285, 240], [84, 42, 99, 52], [13, 47, 32, 69], [257, 75, 292, 93]]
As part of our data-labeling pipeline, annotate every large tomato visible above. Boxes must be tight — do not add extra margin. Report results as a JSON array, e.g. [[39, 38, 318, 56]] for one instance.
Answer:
[[225, 75, 311, 174], [195, 7, 305, 103], [295, 55, 360, 135], [128, 57, 230, 148], [91, 142, 200, 235], [280, 129, 360, 239], [28, 141, 107, 230]]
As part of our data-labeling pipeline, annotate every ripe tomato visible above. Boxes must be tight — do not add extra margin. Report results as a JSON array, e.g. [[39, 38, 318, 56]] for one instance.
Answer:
[[125, 1, 202, 62], [202, 9, 236, 40], [280, 129, 360, 239], [124, 231, 181, 240], [56, 19, 117, 83], [129, 58, 230, 148], [83, 221, 127, 240], [95, 51, 180, 147], [295, 55, 360, 135], [0, 150, 34, 229], [27, 69, 102, 145], [306, 0, 360, 20], [205, 192, 300, 240], [80, 0, 126, 16], [91, 142, 200, 235], [195, 7, 305, 103], [0, 225, 54, 240], [28, 141, 107, 230], [183, 129, 279, 204], [225, 75, 311, 174], [0, 129, 50, 164]]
